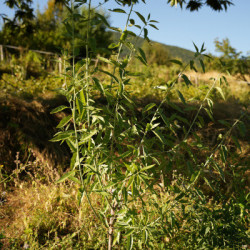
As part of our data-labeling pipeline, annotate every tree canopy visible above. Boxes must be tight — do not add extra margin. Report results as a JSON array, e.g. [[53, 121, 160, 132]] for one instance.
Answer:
[[0, 0, 112, 55]]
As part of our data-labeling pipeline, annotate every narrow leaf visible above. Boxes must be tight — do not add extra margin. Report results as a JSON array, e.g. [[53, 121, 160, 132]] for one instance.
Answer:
[[215, 87, 225, 100], [143, 103, 156, 113], [56, 170, 75, 183], [199, 59, 205, 73], [109, 8, 126, 13], [152, 129, 167, 144], [182, 74, 192, 86], [57, 115, 71, 128], [176, 90, 186, 104], [50, 105, 69, 114], [170, 59, 183, 66], [93, 77, 105, 95], [135, 11, 146, 25], [50, 130, 74, 142]]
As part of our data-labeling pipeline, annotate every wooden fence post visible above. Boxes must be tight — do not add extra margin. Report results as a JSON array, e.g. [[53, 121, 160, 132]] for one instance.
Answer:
[[58, 56, 62, 74], [0, 45, 4, 61], [195, 76, 198, 86]]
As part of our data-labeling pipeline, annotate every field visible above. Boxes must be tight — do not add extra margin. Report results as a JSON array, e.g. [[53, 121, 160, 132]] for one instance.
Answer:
[[0, 55, 249, 249]]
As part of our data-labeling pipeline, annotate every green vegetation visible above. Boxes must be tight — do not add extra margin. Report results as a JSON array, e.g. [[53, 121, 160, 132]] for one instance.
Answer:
[[0, 0, 249, 249], [205, 38, 250, 82]]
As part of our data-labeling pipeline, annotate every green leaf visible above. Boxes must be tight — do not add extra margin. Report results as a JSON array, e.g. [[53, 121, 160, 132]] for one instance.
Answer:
[[204, 177, 215, 191], [143, 28, 148, 40], [66, 139, 77, 153], [109, 8, 126, 13], [176, 90, 186, 105], [126, 30, 137, 37], [170, 59, 182, 66], [56, 170, 75, 183], [93, 77, 105, 95], [127, 176, 135, 188], [50, 130, 74, 142], [150, 20, 159, 23], [152, 129, 167, 144], [97, 56, 112, 64], [129, 19, 135, 25], [149, 23, 159, 30], [190, 60, 197, 72], [215, 87, 225, 100], [199, 59, 205, 73], [182, 74, 192, 86], [193, 42, 199, 53], [140, 165, 155, 172], [99, 69, 119, 83], [68, 175, 81, 184], [143, 103, 156, 113], [108, 43, 119, 49], [204, 108, 214, 121], [136, 55, 147, 66], [50, 105, 69, 114], [159, 111, 170, 127], [122, 187, 128, 203], [135, 11, 146, 25], [126, 235, 133, 250], [214, 163, 225, 182], [138, 48, 147, 64], [142, 229, 148, 244], [57, 115, 71, 128], [220, 145, 228, 164], [79, 130, 98, 145], [190, 170, 201, 184]]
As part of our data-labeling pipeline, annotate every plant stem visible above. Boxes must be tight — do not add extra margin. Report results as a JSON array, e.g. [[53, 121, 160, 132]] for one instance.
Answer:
[[110, 3, 134, 90], [69, 0, 100, 223]]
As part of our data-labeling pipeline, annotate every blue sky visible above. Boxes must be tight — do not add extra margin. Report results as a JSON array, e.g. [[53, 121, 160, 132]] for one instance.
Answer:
[[1, 0, 249, 56]]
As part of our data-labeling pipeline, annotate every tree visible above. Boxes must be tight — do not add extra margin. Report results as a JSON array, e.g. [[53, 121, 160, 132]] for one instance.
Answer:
[[0, 0, 112, 56], [215, 38, 241, 59], [117, 0, 233, 11], [205, 38, 250, 81]]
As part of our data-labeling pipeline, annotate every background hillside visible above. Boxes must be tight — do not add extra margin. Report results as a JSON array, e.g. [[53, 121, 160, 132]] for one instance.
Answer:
[[111, 31, 195, 62]]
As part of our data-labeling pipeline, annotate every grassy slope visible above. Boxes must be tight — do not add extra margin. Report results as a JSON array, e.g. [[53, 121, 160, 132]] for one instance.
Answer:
[[0, 60, 249, 248]]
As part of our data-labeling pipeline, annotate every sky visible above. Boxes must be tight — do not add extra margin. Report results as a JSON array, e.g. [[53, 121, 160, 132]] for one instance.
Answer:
[[1, 0, 249, 56]]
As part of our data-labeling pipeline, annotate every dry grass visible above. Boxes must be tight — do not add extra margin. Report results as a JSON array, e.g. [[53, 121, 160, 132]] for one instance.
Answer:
[[0, 160, 106, 249]]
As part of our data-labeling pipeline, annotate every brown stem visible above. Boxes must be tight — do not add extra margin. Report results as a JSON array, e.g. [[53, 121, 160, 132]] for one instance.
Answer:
[[108, 199, 117, 250]]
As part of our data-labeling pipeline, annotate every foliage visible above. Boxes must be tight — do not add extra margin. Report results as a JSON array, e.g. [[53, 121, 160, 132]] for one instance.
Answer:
[[1, 0, 248, 249], [48, 1, 248, 249], [142, 41, 172, 66], [204, 38, 250, 81], [0, 0, 112, 57]]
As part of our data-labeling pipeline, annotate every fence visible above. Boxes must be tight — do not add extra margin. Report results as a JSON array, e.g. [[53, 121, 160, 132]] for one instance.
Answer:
[[0, 44, 100, 74], [0, 44, 64, 73]]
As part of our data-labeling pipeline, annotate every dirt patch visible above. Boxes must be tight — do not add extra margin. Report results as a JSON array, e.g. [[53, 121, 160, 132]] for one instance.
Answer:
[[0, 95, 70, 172]]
